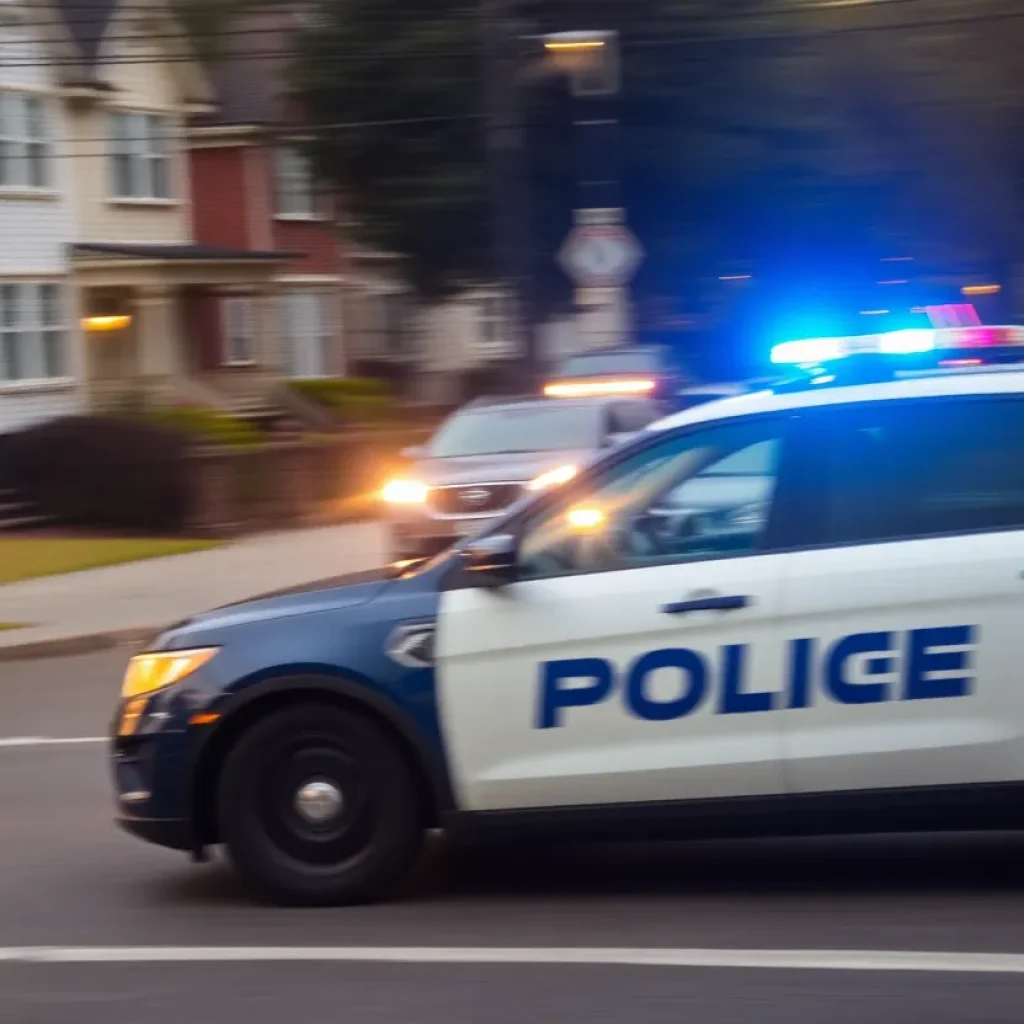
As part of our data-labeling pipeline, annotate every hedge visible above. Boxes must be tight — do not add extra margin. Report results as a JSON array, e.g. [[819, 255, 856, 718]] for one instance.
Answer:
[[288, 378, 393, 424], [3, 415, 190, 532], [131, 405, 264, 447]]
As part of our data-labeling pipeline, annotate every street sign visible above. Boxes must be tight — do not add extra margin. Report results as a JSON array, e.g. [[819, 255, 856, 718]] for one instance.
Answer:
[[558, 218, 643, 289]]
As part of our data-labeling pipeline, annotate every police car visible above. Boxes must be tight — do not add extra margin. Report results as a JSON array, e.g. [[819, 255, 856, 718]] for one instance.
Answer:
[[113, 323, 1024, 906]]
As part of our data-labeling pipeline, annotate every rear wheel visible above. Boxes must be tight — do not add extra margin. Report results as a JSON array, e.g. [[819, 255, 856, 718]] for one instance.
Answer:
[[217, 702, 424, 906]]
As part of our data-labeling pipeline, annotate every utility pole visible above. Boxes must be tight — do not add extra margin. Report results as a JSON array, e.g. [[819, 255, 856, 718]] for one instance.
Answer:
[[479, 0, 538, 387]]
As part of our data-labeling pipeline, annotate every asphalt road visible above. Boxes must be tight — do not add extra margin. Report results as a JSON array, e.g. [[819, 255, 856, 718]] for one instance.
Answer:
[[3, 648, 1024, 1022]]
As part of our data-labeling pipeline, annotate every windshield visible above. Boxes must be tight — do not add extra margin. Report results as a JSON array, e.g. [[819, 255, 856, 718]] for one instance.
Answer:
[[428, 404, 601, 457], [560, 351, 661, 376]]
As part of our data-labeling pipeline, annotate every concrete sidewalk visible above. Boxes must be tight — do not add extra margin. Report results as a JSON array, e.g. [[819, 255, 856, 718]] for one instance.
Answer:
[[0, 522, 388, 661]]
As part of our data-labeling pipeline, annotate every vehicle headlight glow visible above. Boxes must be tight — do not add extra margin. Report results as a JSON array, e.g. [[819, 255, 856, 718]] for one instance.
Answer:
[[121, 647, 219, 700], [527, 464, 578, 491], [567, 506, 605, 530], [382, 479, 429, 504]]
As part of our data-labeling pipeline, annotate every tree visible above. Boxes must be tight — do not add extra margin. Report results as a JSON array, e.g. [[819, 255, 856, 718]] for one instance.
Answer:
[[292, 0, 490, 298], [182, 1, 1024, 375], [786, 0, 1024, 296], [290, 0, 856, 321]]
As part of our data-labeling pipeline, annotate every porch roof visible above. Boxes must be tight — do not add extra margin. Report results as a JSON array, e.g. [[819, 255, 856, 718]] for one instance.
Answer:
[[69, 242, 301, 287], [70, 243, 298, 263]]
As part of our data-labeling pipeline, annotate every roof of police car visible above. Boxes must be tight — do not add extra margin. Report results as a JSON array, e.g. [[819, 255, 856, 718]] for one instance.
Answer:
[[650, 366, 1024, 433]]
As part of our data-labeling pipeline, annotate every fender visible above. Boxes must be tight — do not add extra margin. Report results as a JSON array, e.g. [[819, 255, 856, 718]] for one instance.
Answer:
[[186, 672, 456, 848]]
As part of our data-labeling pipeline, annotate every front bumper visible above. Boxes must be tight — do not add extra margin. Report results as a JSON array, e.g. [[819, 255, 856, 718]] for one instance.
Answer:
[[111, 706, 196, 853], [116, 814, 192, 851], [388, 514, 498, 557]]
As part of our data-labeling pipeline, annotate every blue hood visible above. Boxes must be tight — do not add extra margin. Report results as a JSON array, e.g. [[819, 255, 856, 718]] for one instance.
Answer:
[[161, 573, 392, 641]]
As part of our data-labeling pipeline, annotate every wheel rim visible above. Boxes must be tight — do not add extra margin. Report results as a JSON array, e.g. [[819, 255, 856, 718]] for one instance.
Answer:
[[294, 779, 345, 825], [255, 737, 378, 868]]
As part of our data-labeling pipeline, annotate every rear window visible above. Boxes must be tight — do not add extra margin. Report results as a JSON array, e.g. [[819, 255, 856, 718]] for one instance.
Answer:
[[808, 397, 1024, 545], [428, 403, 602, 458]]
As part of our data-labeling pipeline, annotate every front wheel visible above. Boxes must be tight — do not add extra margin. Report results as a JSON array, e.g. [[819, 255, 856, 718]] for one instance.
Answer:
[[217, 702, 424, 906]]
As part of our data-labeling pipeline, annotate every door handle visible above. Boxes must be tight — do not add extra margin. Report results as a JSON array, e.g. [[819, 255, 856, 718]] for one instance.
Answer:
[[660, 594, 751, 615]]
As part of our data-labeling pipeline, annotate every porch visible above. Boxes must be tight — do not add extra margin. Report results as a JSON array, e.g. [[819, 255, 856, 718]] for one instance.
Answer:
[[71, 242, 311, 421]]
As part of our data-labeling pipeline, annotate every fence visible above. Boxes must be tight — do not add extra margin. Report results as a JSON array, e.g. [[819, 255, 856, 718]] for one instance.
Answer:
[[186, 429, 429, 536]]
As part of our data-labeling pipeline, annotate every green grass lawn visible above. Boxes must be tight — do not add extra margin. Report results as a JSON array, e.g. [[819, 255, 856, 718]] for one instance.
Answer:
[[0, 537, 222, 585]]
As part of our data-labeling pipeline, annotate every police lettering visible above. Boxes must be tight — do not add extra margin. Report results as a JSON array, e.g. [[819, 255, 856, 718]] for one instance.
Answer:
[[536, 626, 976, 729]]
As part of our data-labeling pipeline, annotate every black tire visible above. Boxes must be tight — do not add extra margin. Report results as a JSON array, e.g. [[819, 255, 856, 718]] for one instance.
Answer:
[[217, 702, 424, 907]]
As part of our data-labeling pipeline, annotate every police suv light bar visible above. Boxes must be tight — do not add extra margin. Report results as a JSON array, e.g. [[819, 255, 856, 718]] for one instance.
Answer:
[[770, 325, 1024, 367]]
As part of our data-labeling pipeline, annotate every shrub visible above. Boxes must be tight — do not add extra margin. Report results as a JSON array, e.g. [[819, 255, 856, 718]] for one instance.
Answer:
[[4, 415, 190, 532], [288, 378, 393, 424], [134, 405, 264, 447]]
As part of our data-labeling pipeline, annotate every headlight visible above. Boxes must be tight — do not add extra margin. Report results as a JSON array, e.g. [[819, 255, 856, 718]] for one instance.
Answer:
[[382, 479, 429, 504], [567, 506, 605, 531], [121, 647, 219, 700], [527, 464, 578, 492]]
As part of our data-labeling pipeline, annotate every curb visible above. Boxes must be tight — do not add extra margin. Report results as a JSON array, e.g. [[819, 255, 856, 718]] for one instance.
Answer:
[[0, 568, 387, 664], [0, 627, 159, 664]]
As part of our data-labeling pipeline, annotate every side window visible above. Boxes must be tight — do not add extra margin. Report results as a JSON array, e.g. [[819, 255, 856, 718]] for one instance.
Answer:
[[518, 419, 786, 580], [609, 401, 660, 435], [812, 398, 1024, 546]]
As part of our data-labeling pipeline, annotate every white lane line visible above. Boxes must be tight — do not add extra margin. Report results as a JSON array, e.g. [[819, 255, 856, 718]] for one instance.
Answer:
[[0, 947, 1022, 973], [0, 736, 105, 748]]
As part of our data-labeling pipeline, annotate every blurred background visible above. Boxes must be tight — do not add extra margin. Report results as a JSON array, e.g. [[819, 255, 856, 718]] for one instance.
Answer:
[[3, 7, 1024, 1019], [1, 0, 1022, 576]]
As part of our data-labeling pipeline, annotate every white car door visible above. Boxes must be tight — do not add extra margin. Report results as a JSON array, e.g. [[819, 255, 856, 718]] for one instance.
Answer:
[[778, 395, 1024, 796], [436, 414, 798, 814]]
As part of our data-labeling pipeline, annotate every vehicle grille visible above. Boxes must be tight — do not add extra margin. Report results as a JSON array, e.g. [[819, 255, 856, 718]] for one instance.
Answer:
[[429, 483, 523, 517]]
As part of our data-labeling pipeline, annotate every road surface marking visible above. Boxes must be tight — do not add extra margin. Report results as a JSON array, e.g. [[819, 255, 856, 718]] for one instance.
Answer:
[[0, 736, 105, 748], [0, 947, 1023, 972]]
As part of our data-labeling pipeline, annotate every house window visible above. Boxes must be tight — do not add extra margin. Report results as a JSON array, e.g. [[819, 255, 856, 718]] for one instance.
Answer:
[[381, 293, 406, 354], [0, 281, 66, 382], [273, 148, 316, 218], [109, 111, 172, 200], [0, 91, 50, 189], [476, 294, 506, 352], [279, 290, 334, 377], [220, 296, 256, 365]]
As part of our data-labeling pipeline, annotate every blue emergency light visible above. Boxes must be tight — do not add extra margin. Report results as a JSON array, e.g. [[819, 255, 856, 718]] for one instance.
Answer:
[[770, 325, 1024, 368]]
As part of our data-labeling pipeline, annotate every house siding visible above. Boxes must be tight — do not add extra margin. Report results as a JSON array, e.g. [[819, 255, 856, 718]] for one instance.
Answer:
[[68, 4, 193, 244], [273, 218, 343, 276], [189, 147, 251, 249], [0, 10, 81, 433]]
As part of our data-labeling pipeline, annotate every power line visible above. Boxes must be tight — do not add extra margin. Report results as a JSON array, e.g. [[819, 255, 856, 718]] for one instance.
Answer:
[[0, 113, 484, 159], [0, 0, 1001, 54], [1, 3, 1019, 71], [0, 0, 979, 31], [0, 48, 414, 68], [627, 5, 1024, 46]]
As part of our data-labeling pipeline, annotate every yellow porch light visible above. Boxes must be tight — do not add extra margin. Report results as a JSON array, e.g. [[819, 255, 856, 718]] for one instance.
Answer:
[[82, 314, 132, 332]]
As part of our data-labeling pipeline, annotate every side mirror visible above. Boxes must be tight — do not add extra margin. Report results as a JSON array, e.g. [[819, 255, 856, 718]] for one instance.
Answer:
[[401, 445, 424, 460], [462, 533, 518, 587]]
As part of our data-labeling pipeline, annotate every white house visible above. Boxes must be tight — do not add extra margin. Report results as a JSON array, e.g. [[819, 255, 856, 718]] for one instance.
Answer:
[[0, 1, 82, 433]]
